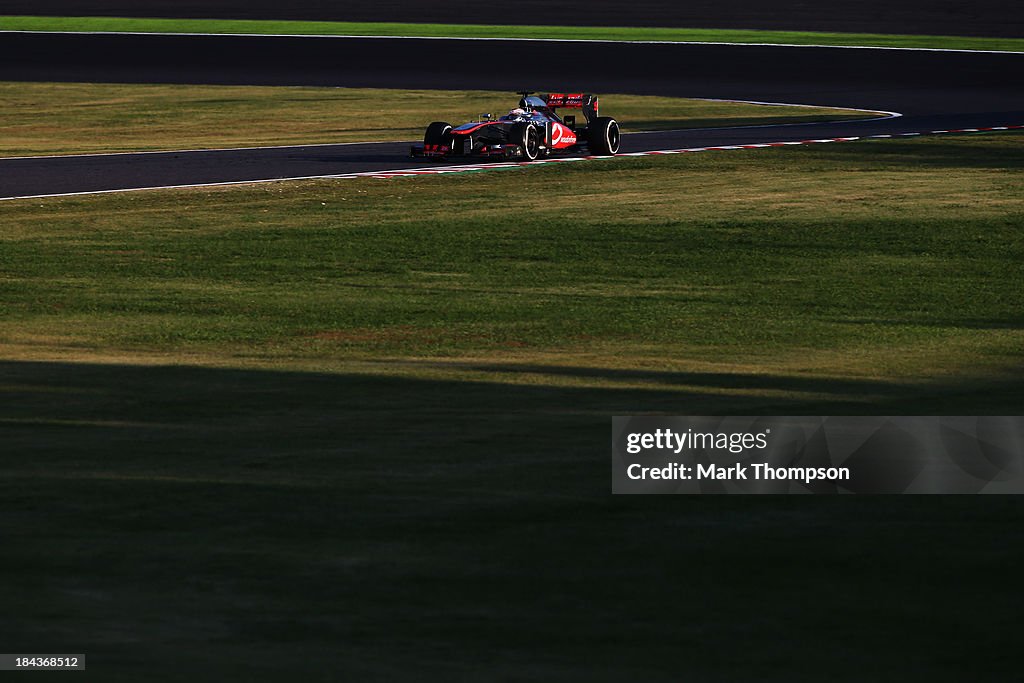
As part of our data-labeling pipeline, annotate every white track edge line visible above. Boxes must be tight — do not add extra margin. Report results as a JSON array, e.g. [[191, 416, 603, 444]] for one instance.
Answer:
[[1, 30, 1022, 54]]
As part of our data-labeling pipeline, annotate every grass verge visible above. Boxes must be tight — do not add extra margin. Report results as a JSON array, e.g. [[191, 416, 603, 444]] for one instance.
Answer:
[[0, 82, 869, 157], [1, 132, 1023, 679], [2, 132, 1022, 399], [1, 16, 1023, 52]]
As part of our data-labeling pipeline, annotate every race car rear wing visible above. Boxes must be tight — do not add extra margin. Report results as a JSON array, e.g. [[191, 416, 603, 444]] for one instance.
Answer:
[[541, 93, 599, 122]]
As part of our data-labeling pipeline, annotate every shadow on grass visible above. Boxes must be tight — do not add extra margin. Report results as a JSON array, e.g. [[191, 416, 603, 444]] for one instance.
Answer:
[[1, 359, 1022, 680], [2, 359, 1023, 475], [3, 359, 1023, 464], [433, 361, 905, 394]]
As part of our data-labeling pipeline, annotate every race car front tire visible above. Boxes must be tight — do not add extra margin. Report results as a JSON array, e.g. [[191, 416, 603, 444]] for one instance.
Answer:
[[424, 121, 454, 148], [510, 122, 541, 161], [588, 117, 620, 155]]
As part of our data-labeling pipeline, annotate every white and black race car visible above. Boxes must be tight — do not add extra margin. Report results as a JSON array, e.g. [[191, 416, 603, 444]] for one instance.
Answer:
[[411, 91, 620, 161]]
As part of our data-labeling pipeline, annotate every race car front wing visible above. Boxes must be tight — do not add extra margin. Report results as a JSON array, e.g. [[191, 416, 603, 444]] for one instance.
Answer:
[[410, 141, 527, 160]]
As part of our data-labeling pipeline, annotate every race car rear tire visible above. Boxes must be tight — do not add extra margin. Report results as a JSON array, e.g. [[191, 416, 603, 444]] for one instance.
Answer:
[[510, 122, 541, 161], [424, 121, 453, 147], [588, 117, 620, 155]]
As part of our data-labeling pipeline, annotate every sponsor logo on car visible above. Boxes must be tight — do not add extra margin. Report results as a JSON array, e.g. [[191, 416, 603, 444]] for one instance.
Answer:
[[551, 123, 577, 147]]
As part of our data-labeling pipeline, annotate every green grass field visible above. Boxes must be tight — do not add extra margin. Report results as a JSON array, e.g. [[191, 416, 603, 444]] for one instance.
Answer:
[[0, 82, 869, 157], [3, 132, 1023, 402], [2, 15, 1023, 52], [2, 131, 1023, 679]]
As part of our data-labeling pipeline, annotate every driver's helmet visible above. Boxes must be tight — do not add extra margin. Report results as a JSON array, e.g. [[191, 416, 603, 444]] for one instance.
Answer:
[[503, 108, 528, 120]]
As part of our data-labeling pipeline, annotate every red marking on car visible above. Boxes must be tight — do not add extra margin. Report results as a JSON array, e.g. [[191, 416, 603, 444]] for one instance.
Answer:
[[550, 122, 577, 148]]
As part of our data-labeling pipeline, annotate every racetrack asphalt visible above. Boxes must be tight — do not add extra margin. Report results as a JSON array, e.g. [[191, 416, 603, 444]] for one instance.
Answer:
[[1, 33, 1022, 199]]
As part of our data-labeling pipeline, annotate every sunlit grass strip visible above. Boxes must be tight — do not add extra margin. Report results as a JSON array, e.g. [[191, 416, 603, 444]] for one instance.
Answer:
[[1, 130, 1022, 380], [1, 16, 1023, 53]]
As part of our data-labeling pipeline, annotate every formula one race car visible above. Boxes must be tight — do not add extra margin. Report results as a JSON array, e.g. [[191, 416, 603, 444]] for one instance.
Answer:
[[410, 91, 621, 161]]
